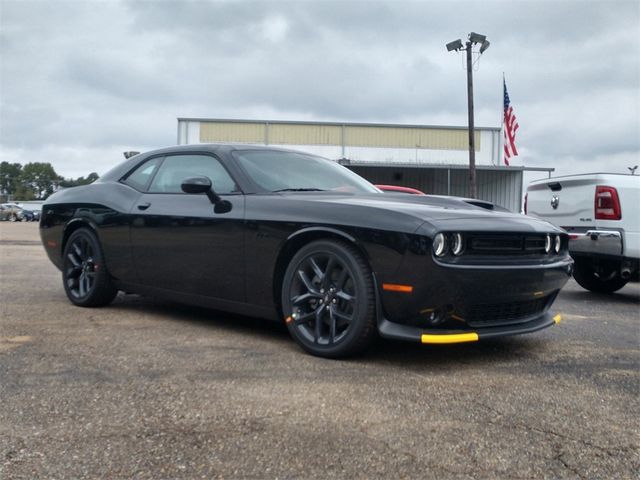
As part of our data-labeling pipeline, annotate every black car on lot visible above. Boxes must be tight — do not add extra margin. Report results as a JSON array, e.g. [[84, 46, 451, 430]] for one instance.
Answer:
[[40, 145, 573, 357]]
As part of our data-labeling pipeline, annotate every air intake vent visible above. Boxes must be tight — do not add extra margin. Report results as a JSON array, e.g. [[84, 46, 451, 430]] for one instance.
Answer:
[[464, 295, 553, 327]]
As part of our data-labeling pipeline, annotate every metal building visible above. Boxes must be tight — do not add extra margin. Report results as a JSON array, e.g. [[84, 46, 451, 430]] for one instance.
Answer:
[[177, 118, 553, 212], [342, 162, 552, 214]]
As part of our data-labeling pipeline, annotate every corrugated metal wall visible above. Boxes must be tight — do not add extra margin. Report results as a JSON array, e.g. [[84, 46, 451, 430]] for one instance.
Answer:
[[198, 120, 481, 151], [344, 125, 479, 150], [348, 166, 523, 212], [200, 122, 265, 143], [269, 123, 342, 145]]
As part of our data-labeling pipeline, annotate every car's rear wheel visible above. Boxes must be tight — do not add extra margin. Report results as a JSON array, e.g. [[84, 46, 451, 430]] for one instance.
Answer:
[[9, 214, 17, 222], [572, 258, 628, 293], [62, 228, 118, 307], [281, 240, 376, 358]]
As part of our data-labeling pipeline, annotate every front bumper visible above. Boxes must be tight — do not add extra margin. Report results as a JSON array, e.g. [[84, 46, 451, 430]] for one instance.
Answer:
[[378, 256, 573, 330], [378, 311, 561, 344]]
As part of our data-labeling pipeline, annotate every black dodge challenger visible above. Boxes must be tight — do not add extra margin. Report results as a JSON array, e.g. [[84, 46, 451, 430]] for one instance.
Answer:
[[40, 144, 573, 357]]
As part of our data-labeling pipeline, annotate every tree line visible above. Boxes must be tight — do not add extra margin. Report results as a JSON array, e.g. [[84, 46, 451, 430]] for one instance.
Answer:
[[0, 162, 99, 201]]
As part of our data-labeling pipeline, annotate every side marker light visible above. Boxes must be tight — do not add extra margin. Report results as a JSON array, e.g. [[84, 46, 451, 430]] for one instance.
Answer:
[[382, 284, 414, 293]]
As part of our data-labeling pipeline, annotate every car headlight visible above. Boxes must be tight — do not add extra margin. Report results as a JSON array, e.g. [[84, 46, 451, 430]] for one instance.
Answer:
[[451, 233, 464, 256], [544, 234, 552, 254], [554, 235, 561, 253], [433, 233, 447, 257]]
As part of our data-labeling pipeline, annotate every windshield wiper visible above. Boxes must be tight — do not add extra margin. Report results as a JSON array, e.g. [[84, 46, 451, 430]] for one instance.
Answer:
[[272, 188, 327, 192]]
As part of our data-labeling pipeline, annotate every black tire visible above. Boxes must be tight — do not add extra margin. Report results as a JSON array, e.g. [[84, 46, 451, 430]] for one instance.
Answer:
[[62, 228, 118, 307], [572, 258, 629, 294], [9, 214, 17, 222], [281, 239, 376, 358]]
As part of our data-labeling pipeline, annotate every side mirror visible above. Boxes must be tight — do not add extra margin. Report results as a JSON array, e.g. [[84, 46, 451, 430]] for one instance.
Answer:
[[180, 176, 232, 214], [181, 176, 212, 194]]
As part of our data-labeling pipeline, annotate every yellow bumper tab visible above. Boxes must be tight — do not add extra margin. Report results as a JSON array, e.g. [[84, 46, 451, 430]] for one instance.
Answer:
[[421, 332, 479, 344]]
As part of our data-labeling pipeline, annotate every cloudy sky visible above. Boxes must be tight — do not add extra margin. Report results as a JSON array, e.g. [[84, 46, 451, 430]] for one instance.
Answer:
[[1, 0, 638, 179]]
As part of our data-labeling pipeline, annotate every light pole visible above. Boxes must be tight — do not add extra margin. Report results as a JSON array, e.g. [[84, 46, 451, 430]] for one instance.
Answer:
[[446, 33, 490, 199]]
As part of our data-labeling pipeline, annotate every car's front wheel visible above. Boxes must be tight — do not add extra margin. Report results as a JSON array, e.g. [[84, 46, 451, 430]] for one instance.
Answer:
[[62, 228, 118, 307], [281, 239, 376, 358]]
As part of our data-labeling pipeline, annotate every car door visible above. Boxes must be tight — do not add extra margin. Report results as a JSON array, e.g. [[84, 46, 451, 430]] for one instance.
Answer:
[[129, 153, 245, 302]]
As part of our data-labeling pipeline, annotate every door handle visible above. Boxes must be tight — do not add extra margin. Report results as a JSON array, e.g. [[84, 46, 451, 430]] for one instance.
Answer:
[[137, 202, 151, 211]]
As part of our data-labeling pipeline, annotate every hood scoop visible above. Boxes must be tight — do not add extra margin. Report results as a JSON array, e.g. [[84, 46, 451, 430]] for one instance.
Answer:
[[463, 199, 495, 211]]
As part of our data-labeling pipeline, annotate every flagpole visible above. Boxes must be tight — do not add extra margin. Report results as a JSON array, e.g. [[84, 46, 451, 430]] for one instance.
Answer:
[[499, 72, 505, 166]]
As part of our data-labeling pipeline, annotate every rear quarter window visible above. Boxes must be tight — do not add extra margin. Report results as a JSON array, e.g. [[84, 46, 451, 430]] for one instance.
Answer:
[[122, 157, 162, 191]]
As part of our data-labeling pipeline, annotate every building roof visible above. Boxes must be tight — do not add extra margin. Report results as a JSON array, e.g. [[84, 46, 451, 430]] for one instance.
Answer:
[[177, 117, 501, 132]]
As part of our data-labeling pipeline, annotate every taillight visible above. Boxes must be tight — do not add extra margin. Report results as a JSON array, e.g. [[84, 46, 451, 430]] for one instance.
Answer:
[[524, 192, 528, 214], [594, 186, 621, 220]]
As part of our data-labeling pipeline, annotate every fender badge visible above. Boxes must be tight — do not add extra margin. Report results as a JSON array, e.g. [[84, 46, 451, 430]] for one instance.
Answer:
[[551, 195, 560, 209]]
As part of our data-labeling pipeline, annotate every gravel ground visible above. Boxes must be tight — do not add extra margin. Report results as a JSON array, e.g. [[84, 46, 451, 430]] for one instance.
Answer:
[[1, 222, 638, 479]]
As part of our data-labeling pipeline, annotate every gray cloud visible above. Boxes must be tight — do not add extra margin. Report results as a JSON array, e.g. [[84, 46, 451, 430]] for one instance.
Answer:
[[0, 0, 638, 178]]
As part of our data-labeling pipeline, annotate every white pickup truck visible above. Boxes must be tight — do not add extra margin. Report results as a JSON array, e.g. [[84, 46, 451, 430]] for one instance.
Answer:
[[526, 173, 639, 293]]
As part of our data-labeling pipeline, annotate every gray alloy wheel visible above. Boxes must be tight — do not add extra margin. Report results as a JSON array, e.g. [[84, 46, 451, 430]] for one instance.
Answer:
[[281, 239, 376, 358], [62, 228, 118, 307]]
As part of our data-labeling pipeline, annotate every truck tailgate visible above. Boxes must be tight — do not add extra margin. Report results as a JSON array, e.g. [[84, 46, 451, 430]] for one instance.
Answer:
[[527, 176, 598, 229]]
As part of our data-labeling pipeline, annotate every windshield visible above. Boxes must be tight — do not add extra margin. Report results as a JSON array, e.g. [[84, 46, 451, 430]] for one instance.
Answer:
[[233, 150, 380, 194]]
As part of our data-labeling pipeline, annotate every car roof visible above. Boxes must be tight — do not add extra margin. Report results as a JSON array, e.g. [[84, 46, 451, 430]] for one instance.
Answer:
[[100, 144, 327, 183]]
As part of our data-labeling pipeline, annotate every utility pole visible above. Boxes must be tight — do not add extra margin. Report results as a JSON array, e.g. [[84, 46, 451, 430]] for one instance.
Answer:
[[465, 41, 477, 198], [446, 33, 490, 199]]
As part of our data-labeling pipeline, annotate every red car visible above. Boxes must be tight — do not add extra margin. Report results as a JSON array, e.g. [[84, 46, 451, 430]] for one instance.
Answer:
[[376, 184, 426, 195]]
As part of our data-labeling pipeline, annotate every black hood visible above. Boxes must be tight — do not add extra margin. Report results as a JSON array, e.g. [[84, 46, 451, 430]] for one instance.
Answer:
[[275, 192, 561, 235]]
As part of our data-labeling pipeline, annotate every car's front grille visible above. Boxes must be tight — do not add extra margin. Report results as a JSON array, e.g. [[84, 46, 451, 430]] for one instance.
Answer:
[[463, 295, 552, 327], [466, 234, 547, 256]]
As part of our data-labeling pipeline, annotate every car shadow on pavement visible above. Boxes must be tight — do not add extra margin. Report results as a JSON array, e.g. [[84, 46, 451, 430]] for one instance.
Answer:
[[363, 335, 547, 368], [115, 294, 290, 339], [111, 293, 547, 367]]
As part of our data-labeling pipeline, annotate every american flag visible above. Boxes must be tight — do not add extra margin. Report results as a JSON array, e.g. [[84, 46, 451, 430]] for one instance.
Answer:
[[503, 78, 519, 165]]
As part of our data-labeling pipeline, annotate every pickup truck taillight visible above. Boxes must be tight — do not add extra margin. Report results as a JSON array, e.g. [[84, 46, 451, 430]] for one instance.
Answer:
[[594, 185, 621, 220]]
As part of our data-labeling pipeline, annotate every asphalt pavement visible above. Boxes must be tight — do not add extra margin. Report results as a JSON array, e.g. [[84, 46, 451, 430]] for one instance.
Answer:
[[1, 222, 638, 479]]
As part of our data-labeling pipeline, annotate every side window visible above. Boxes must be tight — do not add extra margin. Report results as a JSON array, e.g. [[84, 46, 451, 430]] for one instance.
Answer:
[[123, 157, 161, 191], [148, 155, 238, 194]]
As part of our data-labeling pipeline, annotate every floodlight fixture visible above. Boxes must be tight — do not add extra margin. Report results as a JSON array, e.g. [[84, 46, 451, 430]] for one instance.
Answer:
[[445, 31, 491, 198], [446, 39, 463, 52], [468, 32, 486, 44]]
